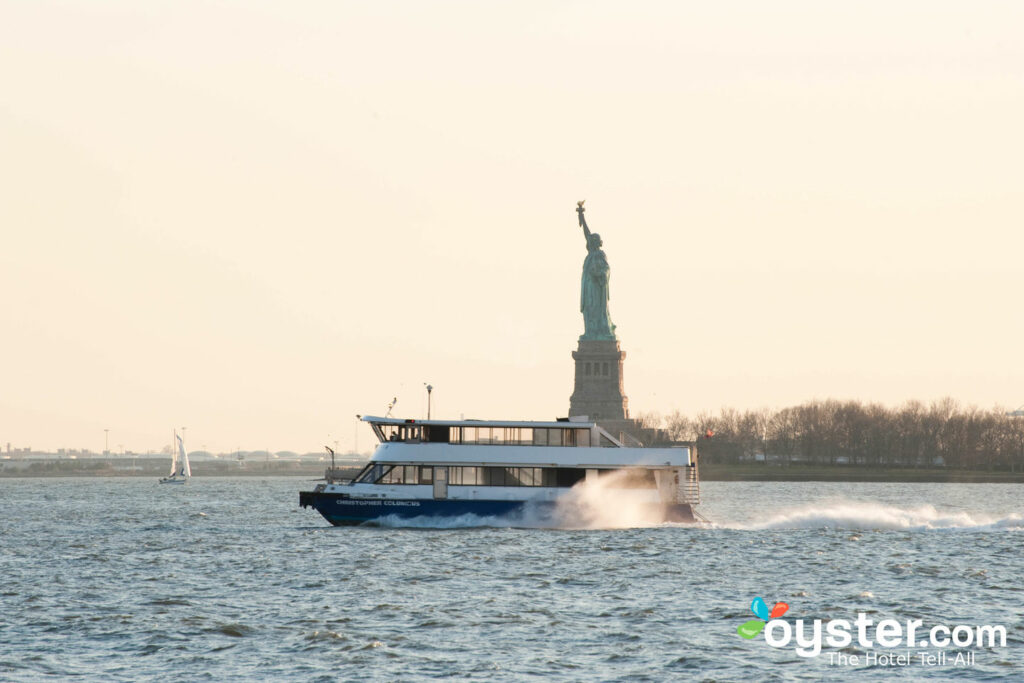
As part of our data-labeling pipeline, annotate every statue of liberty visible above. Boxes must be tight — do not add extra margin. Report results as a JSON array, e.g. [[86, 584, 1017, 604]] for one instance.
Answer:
[[576, 201, 616, 340]]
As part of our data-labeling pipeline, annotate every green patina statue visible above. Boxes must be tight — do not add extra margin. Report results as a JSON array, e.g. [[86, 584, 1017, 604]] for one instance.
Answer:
[[576, 201, 617, 340]]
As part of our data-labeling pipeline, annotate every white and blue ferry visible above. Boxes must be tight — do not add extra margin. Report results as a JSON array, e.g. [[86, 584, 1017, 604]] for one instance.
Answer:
[[299, 415, 701, 526]]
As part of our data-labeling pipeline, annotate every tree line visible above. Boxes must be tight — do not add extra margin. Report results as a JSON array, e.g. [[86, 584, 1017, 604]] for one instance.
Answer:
[[636, 398, 1024, 472]]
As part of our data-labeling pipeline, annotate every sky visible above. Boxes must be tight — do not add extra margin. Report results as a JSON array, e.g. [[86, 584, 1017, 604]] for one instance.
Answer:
[[2, 1, 1023, 454]]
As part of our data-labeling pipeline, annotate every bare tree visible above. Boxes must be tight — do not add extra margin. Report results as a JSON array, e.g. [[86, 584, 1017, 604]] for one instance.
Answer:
[[645, 396, 1021, 472]]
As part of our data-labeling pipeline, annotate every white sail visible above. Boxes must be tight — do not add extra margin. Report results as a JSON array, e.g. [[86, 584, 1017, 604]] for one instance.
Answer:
[[176, 433, 191, 479], [168, 431, 180, 477]]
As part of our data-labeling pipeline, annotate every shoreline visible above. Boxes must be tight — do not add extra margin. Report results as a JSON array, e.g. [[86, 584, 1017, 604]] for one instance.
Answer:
[[0, 463, 357, 479], [3, 463, 1024, 483], [698, 463, 1024, 483]]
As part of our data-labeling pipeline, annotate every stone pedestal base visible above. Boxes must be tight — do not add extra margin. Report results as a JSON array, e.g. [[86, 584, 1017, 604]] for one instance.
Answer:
[[569, 339, 629, 422]]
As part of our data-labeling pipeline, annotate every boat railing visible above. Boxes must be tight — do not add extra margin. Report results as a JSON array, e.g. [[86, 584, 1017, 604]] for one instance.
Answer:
[[620, 432, 645, 448], [678, 464, 701, 505]]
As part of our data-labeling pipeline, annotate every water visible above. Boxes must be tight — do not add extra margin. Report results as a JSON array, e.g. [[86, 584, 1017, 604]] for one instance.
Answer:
[[1, 478, 1022, 681]]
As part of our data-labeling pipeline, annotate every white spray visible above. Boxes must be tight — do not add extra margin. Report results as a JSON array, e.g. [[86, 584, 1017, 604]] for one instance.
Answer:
[[716, 501, 1024, 531], [552, 469, 672, 529]]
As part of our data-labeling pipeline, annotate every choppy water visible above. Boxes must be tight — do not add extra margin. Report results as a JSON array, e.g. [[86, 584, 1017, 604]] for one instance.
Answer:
[[1, 478, 1022, 681]]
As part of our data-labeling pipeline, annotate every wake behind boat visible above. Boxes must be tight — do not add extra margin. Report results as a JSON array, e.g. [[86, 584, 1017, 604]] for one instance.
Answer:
[[300, 415, 702, 526], [159, 431, 191, 485]]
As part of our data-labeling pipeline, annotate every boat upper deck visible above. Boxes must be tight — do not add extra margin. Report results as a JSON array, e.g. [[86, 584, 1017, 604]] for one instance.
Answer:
[[364, 415, 617, 444], [360, 415, 692, 468]]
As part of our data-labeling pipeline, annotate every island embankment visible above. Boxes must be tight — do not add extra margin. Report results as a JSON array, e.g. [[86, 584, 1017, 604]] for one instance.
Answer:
[[0, 457, 363, 479], [4, 457, 1023, 482], [698, 463, 1024, 483]]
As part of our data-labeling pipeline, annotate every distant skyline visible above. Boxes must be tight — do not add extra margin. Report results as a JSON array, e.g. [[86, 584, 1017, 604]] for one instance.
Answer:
[[3, 1, 1023, 453]]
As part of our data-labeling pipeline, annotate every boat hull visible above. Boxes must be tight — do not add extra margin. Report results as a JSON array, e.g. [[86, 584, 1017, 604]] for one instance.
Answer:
[[299, 491, 697, 526]]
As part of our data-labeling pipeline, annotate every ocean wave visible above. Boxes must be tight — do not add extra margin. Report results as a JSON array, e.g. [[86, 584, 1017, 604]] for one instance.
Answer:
[[358, 498, 1024, 533], [370, 512, 537, 529], [719, 501, 1024, 531]]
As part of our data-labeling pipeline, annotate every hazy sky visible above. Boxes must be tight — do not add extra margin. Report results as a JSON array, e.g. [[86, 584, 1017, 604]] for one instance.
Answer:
[[3, 1, 1023, 454]]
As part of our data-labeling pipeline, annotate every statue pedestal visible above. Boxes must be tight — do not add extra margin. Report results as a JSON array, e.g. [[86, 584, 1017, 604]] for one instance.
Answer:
[[569, 339, 629, 422]]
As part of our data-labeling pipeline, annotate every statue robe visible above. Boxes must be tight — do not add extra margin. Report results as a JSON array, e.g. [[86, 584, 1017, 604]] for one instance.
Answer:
[[580, 247, 616, 340]]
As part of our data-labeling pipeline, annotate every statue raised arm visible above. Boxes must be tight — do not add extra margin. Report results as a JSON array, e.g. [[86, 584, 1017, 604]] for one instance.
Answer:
[[576, 200, 591, 241]]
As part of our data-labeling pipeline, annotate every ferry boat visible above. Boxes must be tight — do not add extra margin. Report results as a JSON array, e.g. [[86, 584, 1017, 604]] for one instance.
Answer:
[[299, 415, 701, 526]]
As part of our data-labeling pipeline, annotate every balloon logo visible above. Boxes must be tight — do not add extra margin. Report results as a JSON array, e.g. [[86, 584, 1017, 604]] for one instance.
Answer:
[[737, 597, 789, 639]]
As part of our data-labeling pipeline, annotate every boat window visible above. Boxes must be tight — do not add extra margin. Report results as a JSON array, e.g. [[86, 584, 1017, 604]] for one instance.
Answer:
[[377, 422, 572, 447], [444, 466, 552, 487], [425, 426, 449, 443], [370, 424, 423, 443], [355, 463, 385, 483], [493, 467, 530, 486], [377, 465, 401, 484], [375, 465, 421, 485], [532, 428, 589, 447], [559, 429, 590, 446], [358, 464, 597, 487], [438, 426, 537, 446], [451, 466, 495, 486], [483, 467, 504, 486], [511, 467, 539, 486], [352, 463, 377, 483], [372, 423, 424, 442], [520, 467, 539, 486], [455, 466, 482, 485], [555, 468, 586, 487]]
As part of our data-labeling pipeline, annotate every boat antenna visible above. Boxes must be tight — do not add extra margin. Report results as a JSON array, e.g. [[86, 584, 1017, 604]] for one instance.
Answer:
[[385, 397, 397, 418], [325, 445, 335, 483]]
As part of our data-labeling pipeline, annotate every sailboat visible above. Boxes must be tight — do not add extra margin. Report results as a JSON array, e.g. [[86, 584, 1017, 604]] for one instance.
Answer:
[[159, 431, 192, 484]]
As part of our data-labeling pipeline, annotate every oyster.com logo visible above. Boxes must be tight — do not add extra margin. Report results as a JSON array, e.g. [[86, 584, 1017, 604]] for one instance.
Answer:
[[734, 596, 1006, 666], [737, 597, 789, 639]]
